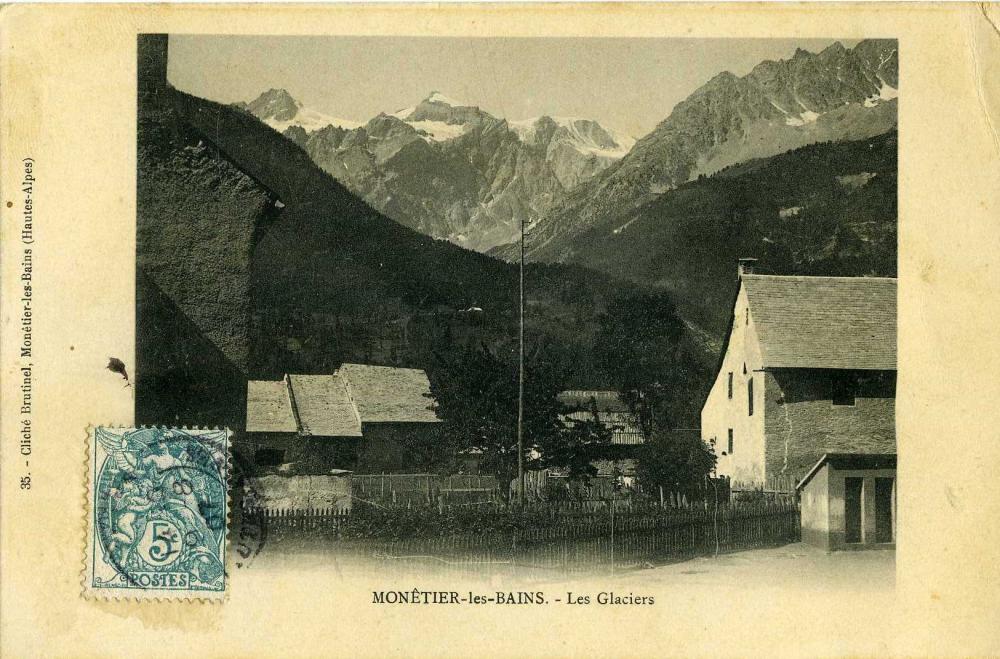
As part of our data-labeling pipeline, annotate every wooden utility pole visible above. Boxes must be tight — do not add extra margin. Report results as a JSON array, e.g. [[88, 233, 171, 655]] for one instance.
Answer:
[[517, 215, 526, 505]]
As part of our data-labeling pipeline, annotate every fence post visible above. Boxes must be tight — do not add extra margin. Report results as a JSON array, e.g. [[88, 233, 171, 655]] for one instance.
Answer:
[[610, 496, 615, 577]]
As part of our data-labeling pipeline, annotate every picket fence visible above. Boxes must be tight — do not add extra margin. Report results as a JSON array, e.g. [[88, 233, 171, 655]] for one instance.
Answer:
[[352, 473, 499, 506], [730, 474, 800, 495], [241, 501, 800, 574]]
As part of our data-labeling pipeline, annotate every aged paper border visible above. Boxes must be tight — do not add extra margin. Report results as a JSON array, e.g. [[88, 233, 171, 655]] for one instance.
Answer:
[[2, 3, 1000, 656]]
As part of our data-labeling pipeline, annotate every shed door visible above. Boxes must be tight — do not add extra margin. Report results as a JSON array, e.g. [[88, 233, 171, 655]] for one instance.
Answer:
[[874, 477, 895, 543], [844, 477, 863, 544]]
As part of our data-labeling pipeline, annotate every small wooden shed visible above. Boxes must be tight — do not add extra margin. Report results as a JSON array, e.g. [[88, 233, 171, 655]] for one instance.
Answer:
[[796, 453, 896, 551]]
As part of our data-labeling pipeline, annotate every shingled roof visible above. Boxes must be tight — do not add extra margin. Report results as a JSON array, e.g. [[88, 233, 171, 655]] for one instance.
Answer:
[[287, 374, 362, 437], [742, 275, 896, 370], [338, 364, 440, 423], [246, 365, 439, 436], [246, 379, 297, 433]]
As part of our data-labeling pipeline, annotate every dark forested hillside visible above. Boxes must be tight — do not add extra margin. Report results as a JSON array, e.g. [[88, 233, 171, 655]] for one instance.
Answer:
[[143, 85, 712, 425], [562, 130, 898, 336]]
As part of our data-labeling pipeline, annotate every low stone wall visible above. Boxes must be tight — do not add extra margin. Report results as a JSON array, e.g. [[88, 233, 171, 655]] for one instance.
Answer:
[[245, 474, 352, 512]]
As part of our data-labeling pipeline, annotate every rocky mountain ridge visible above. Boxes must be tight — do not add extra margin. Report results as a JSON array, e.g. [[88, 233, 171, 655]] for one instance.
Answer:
[[499, 38, 898, 262], [240, 90, 634, 251]]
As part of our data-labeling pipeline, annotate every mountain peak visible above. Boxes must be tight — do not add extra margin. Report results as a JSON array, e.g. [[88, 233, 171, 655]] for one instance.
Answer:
[[253, 88, 299, 107], [707, 70, 738, 85], [517, 38, 899, 261], [424, 91, 468, 106], [248, 88, 301, 122], [246, 89, 362, 132]]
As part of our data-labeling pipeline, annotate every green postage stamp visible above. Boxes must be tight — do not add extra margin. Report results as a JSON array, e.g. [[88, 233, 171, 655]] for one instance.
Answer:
[[84, 427, 230, 600]]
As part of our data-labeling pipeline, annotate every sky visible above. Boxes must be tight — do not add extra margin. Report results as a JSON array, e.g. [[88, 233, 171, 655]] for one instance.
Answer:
[[168, 36, 859, 138]]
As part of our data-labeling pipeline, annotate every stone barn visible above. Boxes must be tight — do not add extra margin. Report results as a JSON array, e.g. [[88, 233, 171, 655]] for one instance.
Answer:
[[245, 364, 441, 475], [701, 260, 897, 489]]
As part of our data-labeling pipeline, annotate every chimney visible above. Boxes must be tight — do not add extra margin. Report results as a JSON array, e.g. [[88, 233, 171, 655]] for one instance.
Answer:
[[737, 257, 758, 278], [137, 34, 169, 103]]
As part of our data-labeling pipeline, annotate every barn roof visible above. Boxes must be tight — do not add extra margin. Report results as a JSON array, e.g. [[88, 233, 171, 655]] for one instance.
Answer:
[[338, 364, 440, 423], [742, 275, 897, 370], [287, 374, 362, 437], [246, 380, 297, 433], [246, 365, 440, 436]]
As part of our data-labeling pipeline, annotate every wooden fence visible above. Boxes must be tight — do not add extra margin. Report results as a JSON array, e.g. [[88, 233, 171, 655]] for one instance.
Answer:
[[352, 473, 499, 506], [242, 501, 800, 575], [730, 474, 799, 496]]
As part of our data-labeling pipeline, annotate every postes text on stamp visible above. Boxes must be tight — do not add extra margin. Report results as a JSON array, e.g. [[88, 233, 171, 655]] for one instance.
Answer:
[[85, 427, 230, 599]]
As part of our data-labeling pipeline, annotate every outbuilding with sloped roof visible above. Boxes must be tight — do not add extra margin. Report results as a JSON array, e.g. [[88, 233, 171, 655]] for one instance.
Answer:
[[245, 365, 441, 474]]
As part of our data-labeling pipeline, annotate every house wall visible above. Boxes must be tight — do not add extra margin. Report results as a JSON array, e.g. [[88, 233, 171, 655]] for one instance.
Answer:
[[763, 369, 896, 482], [356, 423, 445, 473], [245, 424, 443, 474], [137, 106, 277, 377], [136, 272, 249, 429], [244, 432, 360, 474], [136, 35, 281, 428], [800, 464, 831, 550], [826, 467, 896, 550], [701, 285, 767, 484]]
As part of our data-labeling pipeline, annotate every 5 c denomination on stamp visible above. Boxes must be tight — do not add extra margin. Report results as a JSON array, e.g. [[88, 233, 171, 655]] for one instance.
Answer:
[[84, 427, 230, 600]]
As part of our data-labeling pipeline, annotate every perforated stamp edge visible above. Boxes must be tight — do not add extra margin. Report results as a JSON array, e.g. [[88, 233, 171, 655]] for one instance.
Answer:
[[81, 425, 232, 603]]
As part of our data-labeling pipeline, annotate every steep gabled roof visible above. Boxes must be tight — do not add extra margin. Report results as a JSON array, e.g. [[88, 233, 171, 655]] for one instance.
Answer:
[[338, 364, 440, 423], [246, 379, 297, 433], [287, 374, 362, 437], [743, 275, 896, 370], [247, 365, 439, 436]]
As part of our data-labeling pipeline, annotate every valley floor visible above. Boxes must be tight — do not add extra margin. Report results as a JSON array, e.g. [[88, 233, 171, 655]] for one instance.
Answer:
[[610, 541, 895, 594], [244, 537, 895, 595]]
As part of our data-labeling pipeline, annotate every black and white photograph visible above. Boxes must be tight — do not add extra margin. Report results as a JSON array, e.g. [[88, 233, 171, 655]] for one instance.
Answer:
[[135, 32, 899, 581]]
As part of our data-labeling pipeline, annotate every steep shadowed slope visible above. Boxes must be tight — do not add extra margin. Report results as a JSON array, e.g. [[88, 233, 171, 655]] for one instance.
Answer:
[[147, 86, 695, 400], [561, 131, 898, 335]]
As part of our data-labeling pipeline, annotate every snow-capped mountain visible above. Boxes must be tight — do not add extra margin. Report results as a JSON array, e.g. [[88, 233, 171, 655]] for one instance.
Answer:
[[241, 89, 634, 252], [509, 116, 636, 189], [508, 39, 899, 263], [509, 116, 634, 158], [241, 88, 362, 133]]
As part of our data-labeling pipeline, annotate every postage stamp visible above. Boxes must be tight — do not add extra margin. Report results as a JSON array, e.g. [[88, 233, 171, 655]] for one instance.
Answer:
[[84, 427, 230, 600]]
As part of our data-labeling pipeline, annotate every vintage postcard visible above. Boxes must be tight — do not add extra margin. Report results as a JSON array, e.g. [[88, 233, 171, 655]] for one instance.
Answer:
[[2, 3, 1000, 657]]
